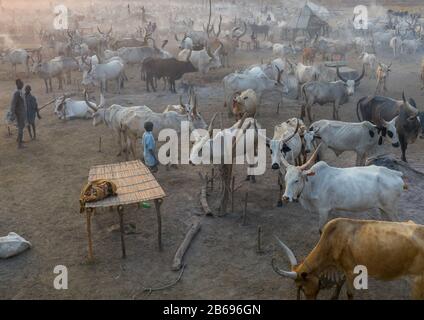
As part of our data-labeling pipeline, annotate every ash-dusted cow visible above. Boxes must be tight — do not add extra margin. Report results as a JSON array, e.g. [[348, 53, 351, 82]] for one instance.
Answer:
[[273, 218, 424, 299], [54, 92, 97, 120], [280, 144, 406, 232], [232, 89, 258, 119], [304, 118, 400, 166], [301, 65, 365, 122]]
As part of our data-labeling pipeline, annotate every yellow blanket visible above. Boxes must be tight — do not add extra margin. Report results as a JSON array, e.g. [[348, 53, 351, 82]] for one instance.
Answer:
[[79, 179, 118, 213]]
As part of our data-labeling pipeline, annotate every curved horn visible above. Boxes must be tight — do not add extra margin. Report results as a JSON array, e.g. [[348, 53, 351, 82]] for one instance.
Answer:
[[274, 236, 298, 267], [179, 95, 184, 107], [271, 258, 298, 279], [174, 33, 180, 42], [336, 67, 348, 82], [161, 40, 168, 49], [208, 112, 218, 136], [355, 64, 366, 84], [186, 49, 192, 62], [276, 66, 283, 83], [282, 119, 299, 143], [192, 95, 198, 115], [299, 142, 322, 170], [205, 0, 212, 38], [214, 15, 222, 37], [107, 26, 113, 35], [84, 90, 98, 112], [97, 26, 104, 35], [236, 22, 247, 40]]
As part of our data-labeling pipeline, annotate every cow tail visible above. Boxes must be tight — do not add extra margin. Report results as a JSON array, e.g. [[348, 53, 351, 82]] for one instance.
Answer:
[[356, 97, 366, 122]]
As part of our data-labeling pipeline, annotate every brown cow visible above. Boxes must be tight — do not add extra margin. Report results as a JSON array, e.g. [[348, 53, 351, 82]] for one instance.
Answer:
[[273, 218, 424, 300], [302, 47, 316, 65]]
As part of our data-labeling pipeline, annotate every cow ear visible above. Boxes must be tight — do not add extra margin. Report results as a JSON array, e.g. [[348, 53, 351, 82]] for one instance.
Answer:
[[369, 130, 375, 137], [306, 171, 315, 177]]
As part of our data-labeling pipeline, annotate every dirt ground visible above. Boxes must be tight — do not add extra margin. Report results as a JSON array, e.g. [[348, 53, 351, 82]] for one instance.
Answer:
[[1, 32, 424, 300]]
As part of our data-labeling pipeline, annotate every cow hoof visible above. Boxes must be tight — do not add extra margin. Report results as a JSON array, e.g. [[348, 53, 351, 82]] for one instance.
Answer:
[[277, 201, 283, 207]]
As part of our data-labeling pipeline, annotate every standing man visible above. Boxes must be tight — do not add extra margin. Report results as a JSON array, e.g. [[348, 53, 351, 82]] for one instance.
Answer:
[[10, 79, 26, 149], [24, 85, 41, 140]]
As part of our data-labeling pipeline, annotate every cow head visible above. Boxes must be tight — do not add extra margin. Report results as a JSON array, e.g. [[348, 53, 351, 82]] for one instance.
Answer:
[[176, 34, 193, 50], [281, 144, 322, 203], [377, 62, 392, 80], [187, 93, 207, 130], [54, 95, 68, 120], [205, 43, 223, 71], [272, 237, 320, 300], [336, 64, 365, 95], [303, 129, 315, 153], [266, 119, 300, 170], [233, 89, 258, 118], [378, 116, 400, 148]]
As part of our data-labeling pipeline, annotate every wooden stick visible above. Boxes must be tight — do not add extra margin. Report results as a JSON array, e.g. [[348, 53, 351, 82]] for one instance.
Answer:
[[98, 136, 102, 153], [86, 208, 94, 261], [257, 225, 263, 254], [172, 220, 201, 271], [211, 168, 214, 191], [231, 175, 235, 212], [277, 102, 280, 114], [7, 126, 11, 137], [117, 205, 126, 259], [38, 98, 57, 111], [154, 199, 163, 251], [200, 185, 212, 215], [242, 192, 248, 226]]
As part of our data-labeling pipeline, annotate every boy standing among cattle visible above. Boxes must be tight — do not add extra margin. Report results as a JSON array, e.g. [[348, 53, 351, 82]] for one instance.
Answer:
[[24, 85, 41, 140], [141, 121, 158, 173]]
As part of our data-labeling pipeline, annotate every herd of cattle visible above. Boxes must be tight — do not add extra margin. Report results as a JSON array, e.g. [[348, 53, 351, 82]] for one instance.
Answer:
[[2, 1, 424, 299]]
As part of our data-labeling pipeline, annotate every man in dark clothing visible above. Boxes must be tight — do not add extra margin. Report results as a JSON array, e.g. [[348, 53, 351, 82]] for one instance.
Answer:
[[24, 85, 41, 140], [10, 79, 26, 149]]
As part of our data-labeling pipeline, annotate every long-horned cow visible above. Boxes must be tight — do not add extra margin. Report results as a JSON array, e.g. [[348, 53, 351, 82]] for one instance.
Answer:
[[301, 65, 365, 122], [273, 218, 424, 299], [356, 92, 420, 162], [280, 144, 405, 232]]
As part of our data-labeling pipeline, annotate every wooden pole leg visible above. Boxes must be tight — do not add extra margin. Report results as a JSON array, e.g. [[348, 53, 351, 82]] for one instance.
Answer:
[[154, 199, 163, 251], [117, 205, 126, 259], [86, 208, 94, 261]]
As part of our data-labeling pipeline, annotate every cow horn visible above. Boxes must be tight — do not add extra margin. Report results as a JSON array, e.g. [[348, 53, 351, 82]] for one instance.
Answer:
[[97, 26, 104, 35], [271, 258, 298, 279], [282, 119, 299, 143], [192, 95, 198, 115], [336, 67, 349, 83], [84, 90, 98, 112], [355, 64, 366, 84], [208, 112, 218, 137], [161, 40, 168, 49], [276, 66, 283, 83], [274, 236, 298, 266], [299, 143, 322, 170], [236, 22, 247, 40], [179, 95, 184, 107], [186, 49, 192, 62], [174, 33, 180, 42], [402, 92, 419, 116]]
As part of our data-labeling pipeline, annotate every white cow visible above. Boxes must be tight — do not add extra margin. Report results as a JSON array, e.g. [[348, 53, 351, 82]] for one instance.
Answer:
[[54, 93, 97, 120], [281, 145, 405, 232], [304, 119, 400, 166], [223, 69, 287, 115], [390, 36, 402, 58], [0, 49, 29, 75], [178, 45, 222, 74], [82, 59, 125, 93]]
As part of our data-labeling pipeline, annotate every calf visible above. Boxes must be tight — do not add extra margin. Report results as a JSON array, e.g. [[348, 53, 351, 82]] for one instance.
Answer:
[[375, 63, 391, 94]]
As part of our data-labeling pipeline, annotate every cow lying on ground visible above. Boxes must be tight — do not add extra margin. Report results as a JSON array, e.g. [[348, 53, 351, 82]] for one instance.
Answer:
[[273, 218, 424, 300]]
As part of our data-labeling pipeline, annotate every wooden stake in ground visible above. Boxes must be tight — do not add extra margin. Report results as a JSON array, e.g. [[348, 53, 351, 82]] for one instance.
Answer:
[[172, 220, 201, 271], [242, 192, 248, 226], [98, 137, 102, 153], [257, 225, 263, 254]]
